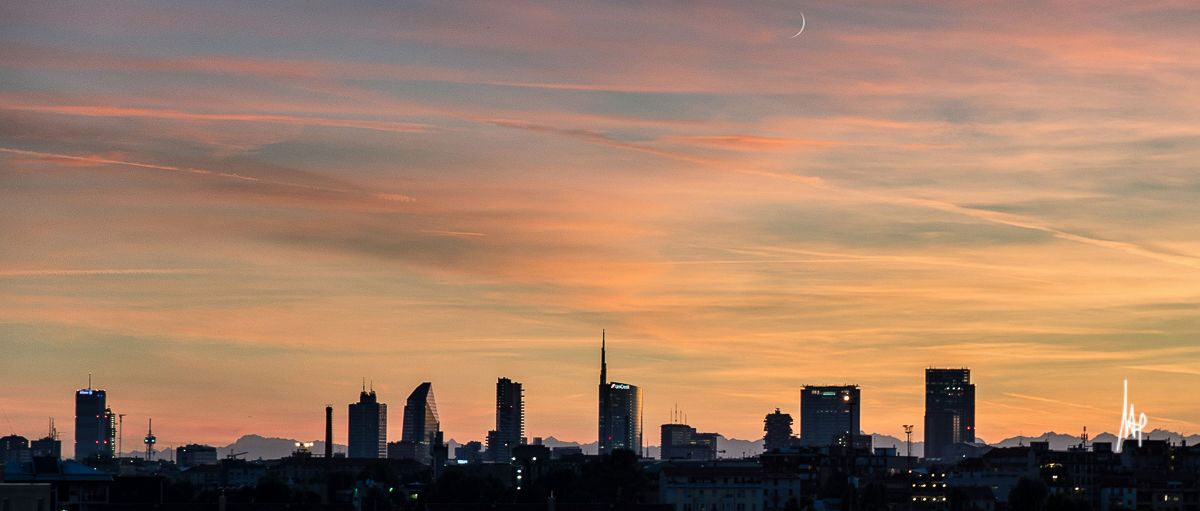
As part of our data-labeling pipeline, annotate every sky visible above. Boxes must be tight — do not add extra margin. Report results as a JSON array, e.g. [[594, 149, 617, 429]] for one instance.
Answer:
[[2, 1, 1200, 456]]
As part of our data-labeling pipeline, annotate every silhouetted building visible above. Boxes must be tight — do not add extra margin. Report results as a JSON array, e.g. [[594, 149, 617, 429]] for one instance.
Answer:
[[598, 330, 643, 456], [1, 434, 31, 463], [348, 387, 387, 458], [924, 368, 975, 459], [487, 377, 525, 462], [402, 382, 441, 465], [74, 387, 114, 461], [800, 385, 860, 447], [387, 440, 420, 461], [763, 408, 795, 452], [660, 424, 718, 461], [456, 440, 483, 463], [175, 444, 218, 469], [31, 436, 61, 459]]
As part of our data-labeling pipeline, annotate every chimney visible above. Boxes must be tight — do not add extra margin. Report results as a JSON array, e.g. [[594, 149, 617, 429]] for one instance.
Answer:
[[324, 405, 334, 459]]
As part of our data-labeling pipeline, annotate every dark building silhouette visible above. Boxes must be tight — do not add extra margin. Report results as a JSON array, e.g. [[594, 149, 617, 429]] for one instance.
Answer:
[[402, 382, 441, 465], [1, 434, 31, 463], [31, 435, 61, 459], [800, 385, 860, 447], [347, 386, 386, 458], [387, 440, 419, 461], [924, 367, 975, 459], [763, 408, 795, 452], [486, 377, 525, 462], [660, 423, 718, 461], [456, 440, 483, 463], [74, 387, 114, 460], [175, 444, 218, 468], [597, 330, 643, 456]]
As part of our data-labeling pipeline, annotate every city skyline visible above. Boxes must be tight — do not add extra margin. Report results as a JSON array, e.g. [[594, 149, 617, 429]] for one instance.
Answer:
[[5, 359, 1182, 460], [4, 0, 1200, 454]]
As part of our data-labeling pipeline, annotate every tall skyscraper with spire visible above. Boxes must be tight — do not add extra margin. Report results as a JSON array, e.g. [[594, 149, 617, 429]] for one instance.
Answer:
[[597, 330, 643, 456]]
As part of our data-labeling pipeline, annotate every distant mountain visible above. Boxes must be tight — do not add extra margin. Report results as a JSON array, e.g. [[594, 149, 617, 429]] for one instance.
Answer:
[[717, 436, 762, 458], [531, 435, 757, 459], [215, 434, 345, 461], [991, 432, 1085, 450], [870, 433, 924, 458], [190, 428, 1198, 462]]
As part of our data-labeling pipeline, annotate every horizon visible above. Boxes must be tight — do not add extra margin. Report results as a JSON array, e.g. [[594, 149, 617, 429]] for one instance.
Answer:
[[4, 0, 1200, 458], [3, 367, 1184, 459]]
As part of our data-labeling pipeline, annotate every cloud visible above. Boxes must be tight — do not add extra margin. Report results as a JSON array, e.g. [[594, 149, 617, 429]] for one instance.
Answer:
[[1, 147, 416, 203]]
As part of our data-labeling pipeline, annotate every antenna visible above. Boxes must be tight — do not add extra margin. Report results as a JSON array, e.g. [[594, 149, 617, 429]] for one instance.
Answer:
[[903, 425, 914, 459], [600, 329, 607, 386], [88, 372, 92, 390], [118, 414, 126, 457], [362, 377, 366, 393], [144, 418, 157, 461]]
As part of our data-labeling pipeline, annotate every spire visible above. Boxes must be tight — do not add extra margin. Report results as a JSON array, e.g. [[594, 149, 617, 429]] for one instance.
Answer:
[[600, 329, 607, 386]]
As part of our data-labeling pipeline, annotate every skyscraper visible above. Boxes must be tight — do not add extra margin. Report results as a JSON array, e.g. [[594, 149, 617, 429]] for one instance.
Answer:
[[103, 407, 116, 457], [598, 331, 643, 456], [800, 385, 861, 447], [402, 382, 441, 465], [487, 377, 524, 462], [763, 408, 795, 452], [75, 386, 113, 461], [347, 386, 386, 458], [924, 368, 976, 459]]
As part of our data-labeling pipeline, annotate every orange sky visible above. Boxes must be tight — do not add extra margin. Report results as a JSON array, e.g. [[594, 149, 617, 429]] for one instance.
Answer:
[[2, 1, 1199, 456]]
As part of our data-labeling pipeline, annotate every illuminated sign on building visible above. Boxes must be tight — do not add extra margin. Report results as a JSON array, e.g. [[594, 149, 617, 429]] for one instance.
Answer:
[[1117, 378, 1148, 453]]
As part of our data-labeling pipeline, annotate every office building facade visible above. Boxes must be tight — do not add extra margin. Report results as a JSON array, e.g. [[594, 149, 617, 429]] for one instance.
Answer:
[[924, 368, 975, 459], [402, 382, 441, 465], [800, 385, 860, 447], [347, 388, 387, 458], [597, 331, 643, 456], [176, 444, 219, 469], [660, 423, 718, 461], [75, 388, 114, 460], [487, 377, 525, 462]]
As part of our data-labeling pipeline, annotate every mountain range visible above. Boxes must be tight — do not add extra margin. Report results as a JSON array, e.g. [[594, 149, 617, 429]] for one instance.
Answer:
[[135, 429, 1197, 462]]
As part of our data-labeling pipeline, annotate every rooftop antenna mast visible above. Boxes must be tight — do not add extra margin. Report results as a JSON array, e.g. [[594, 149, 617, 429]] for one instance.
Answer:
[[903, 425, 914, 458], [144, 418, 157, 461], [118, 414, 126, 457], [600, 329, 607, 386]]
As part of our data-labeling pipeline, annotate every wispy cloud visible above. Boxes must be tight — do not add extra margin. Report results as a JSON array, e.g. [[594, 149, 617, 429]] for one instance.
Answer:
[[1, 147, 416, 203]]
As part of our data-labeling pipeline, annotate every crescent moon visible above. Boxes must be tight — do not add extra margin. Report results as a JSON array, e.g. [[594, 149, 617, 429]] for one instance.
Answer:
[[790, 12, 806, 38]]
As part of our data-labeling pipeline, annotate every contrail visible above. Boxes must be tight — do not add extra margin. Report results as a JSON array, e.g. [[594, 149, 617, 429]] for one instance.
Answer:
[[0, 147, 415, 202]]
